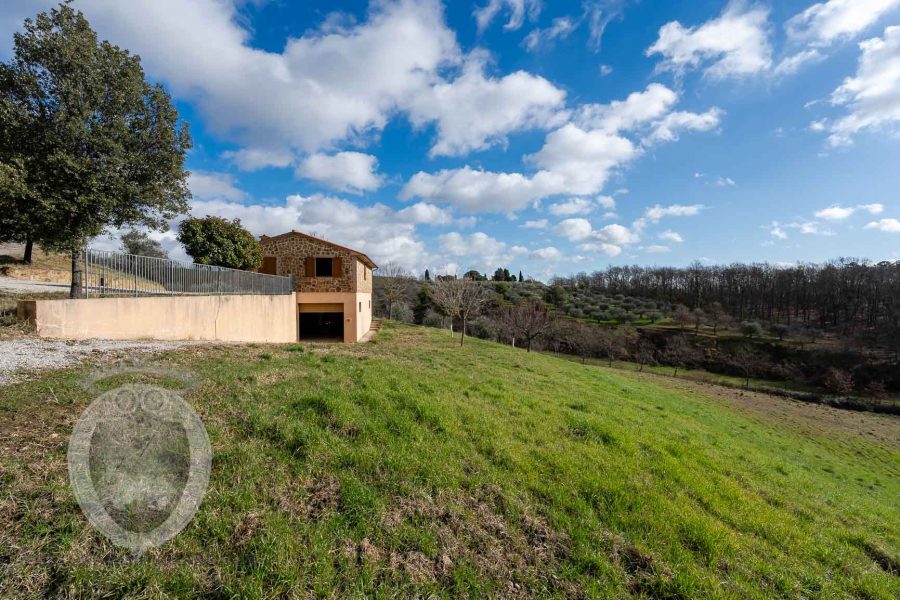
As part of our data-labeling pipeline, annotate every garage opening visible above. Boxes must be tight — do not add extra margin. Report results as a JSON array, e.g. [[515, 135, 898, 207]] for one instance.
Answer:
[[298, 303, 344, 341]]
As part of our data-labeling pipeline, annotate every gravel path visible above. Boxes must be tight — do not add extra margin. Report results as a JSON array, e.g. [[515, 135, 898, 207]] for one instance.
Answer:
[[0, 338, 188, 385], [0, 277, 69, 294]]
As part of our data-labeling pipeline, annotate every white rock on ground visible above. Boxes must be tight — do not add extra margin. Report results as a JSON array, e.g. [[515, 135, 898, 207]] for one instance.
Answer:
[[0, 338, 188, 385]]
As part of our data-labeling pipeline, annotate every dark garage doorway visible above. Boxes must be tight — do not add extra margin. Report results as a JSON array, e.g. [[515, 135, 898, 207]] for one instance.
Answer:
[[299, 312, 343, 341]]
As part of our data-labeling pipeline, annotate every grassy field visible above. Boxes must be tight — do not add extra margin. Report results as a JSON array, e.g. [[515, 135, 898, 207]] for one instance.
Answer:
[[1, 323, 897, 598]]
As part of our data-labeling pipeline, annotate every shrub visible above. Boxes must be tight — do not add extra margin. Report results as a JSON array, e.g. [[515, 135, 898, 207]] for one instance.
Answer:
[[740, 321, 764, 338], [392, 303, 415, 323], [423, 309, 446, 329], [822, 368, 854, 395], [769, 323, 790, 340], [864, 381, 889, 400]]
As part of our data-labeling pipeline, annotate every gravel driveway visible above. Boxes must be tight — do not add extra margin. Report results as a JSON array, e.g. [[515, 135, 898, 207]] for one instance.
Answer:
[[0, 338, 188, 385], [0, 277, 70, 294]]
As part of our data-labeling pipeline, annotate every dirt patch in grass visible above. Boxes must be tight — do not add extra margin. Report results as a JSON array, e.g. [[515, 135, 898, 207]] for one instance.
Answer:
[[379, 485, 574, 596], [303, 474, 341, 519]]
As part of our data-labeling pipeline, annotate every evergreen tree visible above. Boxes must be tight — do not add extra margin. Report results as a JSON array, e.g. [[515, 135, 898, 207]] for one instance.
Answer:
[[413, 284, 430, 325], [177, 216, 262, 270], [0, 3, 191, 296]]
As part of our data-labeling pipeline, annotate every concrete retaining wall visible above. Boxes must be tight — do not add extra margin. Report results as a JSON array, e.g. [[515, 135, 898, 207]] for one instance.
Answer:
[[19, 294, 299, 343]]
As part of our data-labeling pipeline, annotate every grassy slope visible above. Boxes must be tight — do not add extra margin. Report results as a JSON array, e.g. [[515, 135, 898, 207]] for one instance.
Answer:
[[1, 323, 897, 599]]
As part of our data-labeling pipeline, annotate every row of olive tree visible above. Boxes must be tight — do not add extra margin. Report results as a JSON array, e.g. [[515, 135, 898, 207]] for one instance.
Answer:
[[552, 260, 900, 354]]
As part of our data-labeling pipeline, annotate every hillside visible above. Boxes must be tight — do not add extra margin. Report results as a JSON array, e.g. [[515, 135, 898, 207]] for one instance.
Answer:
[[1, 324, 898, 598]]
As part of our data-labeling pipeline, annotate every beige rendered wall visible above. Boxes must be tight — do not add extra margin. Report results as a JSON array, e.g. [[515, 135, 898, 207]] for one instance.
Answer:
[[356, 292, 372, 340], [297, 291, 372, 343], [23, 294, 298, 343]]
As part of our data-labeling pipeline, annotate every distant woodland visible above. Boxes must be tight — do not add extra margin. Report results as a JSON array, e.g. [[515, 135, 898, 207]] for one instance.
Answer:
[[374, 258, 900, 410]]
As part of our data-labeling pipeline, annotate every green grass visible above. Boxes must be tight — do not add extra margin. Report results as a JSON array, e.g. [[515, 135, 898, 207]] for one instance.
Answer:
[[1, 323, 898, 598]]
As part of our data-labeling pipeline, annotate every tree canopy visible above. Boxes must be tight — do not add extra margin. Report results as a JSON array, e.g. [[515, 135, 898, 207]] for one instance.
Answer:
[[120, 230, 167, 259], [177, 216, 262, 270], [0, 2, 191, 294]]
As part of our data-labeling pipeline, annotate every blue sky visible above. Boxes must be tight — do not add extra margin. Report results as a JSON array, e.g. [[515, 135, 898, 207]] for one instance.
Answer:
[[2, 0, 899, 278]]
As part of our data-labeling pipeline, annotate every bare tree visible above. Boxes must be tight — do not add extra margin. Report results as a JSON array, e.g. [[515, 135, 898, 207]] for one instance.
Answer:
[[705, 302, 728, 336], [634, 339, 657, 372], [431, 277, 489, 346], [501, 300, 553, 352], [661, 335, 696, 377], [379, 261, 413, 320], [545, 316, 572, 355], [566, 321, 594, 364], [673, 304, 691, 331], [691, 307, 705, 333], [596, 327, 630, 367], [729, 346, 767, 389]]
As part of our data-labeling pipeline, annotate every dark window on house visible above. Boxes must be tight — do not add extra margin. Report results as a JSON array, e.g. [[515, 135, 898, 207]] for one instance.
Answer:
[[315, 257, 333, 277], [260, 256, 277, 275], [359, 302, 362, 313]]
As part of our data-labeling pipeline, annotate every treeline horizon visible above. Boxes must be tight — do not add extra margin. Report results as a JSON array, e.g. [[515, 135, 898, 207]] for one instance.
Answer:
[[546, 257, 900, 337]]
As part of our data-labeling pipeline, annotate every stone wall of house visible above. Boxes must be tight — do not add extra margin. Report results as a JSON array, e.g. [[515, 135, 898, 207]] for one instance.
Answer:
[[356, 258, 372, 293], [260, 234, 359, 293]]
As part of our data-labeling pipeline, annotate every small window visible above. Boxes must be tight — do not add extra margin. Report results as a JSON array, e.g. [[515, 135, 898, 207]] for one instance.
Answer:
[[315, 257, 333, 277], [368, 300, 371, 308], [261, 256, 277, 275], [364, 268, 367, 280], [359, 302, 362, 313]]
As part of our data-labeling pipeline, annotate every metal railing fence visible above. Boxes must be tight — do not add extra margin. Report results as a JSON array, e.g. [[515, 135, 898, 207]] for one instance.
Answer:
[[82, 248, 294, 297]]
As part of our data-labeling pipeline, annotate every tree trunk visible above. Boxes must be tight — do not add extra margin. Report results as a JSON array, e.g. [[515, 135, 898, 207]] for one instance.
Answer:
[[639, 362, 644, 372], [70, 248, 83, 299], [460, 317, 466, 346], [673, 366, 679, 378], [23, 235, 33, 264]]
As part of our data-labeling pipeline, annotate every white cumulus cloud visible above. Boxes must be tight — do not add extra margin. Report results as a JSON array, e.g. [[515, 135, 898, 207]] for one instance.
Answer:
[[646, 1, 772, 79], [187, 171, 248, 201], [296, 152, 383, 194], [530, 246, 562, 261], [658, 230, 684, 243], [865, 218, 900, 232], [221, 147, 295, 172], [786, 0, 900, 45], [548, 198, 596, 216], [827, 26, 900, 146], [522, 219, 548, 229], [405, 51, 567, 157], [643, 204, 705, 222]]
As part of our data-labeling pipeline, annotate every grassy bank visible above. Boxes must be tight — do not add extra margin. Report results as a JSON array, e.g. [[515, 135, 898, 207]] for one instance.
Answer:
[[1, 323, 897, 598]]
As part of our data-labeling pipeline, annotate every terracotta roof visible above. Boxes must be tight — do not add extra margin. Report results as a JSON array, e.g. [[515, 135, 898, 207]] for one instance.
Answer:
[[260, 230, 378, 269]]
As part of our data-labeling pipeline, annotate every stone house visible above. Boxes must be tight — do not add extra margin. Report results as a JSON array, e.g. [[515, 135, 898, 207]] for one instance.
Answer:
[[259, 231, 376, 342]]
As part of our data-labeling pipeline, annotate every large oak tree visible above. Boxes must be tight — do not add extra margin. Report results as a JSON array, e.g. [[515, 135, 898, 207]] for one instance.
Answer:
[[0, 2, 191, 296]]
